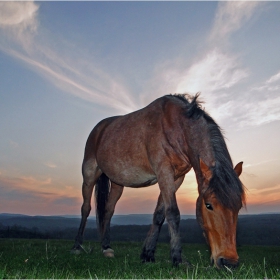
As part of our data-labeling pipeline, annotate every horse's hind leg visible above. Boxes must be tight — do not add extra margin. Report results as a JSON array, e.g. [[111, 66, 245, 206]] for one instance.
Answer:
[[141, 176, 185, 263], [100, 182, 123, 257], [71, 160, 101, 253]]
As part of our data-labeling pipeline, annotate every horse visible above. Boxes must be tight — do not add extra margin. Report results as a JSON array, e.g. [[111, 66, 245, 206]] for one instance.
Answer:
[[71, 93, 245, 268]]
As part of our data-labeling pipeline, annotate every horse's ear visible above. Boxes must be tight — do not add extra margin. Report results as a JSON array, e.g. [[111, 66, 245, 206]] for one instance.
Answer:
[[200, 159, 212, 181], [234, 162, 243, 177]]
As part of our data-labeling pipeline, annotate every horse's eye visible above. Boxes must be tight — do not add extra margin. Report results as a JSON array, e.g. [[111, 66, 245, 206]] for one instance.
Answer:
[[205, 203, 213, 210]]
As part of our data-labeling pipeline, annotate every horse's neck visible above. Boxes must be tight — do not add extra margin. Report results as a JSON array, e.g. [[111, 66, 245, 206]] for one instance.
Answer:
[[184, 119, 216, 185]]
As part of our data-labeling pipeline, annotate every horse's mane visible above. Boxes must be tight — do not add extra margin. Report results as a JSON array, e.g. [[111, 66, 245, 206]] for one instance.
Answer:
[[170, 93, 245, 211]]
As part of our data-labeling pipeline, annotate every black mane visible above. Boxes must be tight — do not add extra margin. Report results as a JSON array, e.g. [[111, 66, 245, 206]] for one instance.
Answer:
[[170, 93, 245, 211]]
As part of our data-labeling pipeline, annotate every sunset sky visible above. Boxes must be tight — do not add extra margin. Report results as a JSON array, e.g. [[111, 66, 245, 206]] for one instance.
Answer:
[[0, 1, 280, 217]]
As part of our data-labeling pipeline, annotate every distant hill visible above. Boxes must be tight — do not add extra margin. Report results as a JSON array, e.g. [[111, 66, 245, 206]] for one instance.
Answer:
[[237, 214, 280, 246], [0, 213, 195, 230], [0, 214, 94, 231], [1, 213, 280, 246], [111, 214, 195, 225]]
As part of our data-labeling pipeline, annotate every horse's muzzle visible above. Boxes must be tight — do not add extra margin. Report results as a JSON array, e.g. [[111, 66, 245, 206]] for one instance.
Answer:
[[216, 257, 239, 269]]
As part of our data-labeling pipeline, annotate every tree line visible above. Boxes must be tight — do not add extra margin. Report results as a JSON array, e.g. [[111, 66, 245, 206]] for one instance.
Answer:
[[1, 214, 280, 246]]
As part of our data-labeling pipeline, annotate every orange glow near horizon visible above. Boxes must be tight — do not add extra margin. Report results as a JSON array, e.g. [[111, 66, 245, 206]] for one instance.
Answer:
[[1, 163, 280, 217]]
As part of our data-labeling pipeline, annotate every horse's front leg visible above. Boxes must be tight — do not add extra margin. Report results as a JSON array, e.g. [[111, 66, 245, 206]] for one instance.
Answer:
[[141, 175, 184, 263], [141, 193, 165, 262], [100, 182, 124, 257], [157, 172, 183, 266]]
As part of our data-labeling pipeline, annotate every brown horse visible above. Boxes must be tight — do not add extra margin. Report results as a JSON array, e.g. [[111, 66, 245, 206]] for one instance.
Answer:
[[71, 94, 245, 268]]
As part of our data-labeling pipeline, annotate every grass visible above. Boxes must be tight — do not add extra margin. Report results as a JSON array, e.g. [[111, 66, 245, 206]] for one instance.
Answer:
[[0, 239, 279, 279]]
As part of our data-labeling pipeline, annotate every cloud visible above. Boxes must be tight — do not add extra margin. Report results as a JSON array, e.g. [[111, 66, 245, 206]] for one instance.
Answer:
[[241, 97, 280, 127], [172, 1, 280, 129], [176, 1, 261, 98], [246, 184, 280, 205], [242, 200, 280, 214], [2, 39, 138, 114], [209, 2, 261, 45], [257, 185, 280, 197], [0, 174, 81, 215], [266, 71, 280, 84], [1, 1, 267, 125], [148, 50, 250, 127], [0, 175, 53, 205], [44, 162, 57, 169], [0, 175, 51, 193], [251, 71, 280, 92], [0, 1, 138, 115], [182, 1, 261, 97], [176, 49, 249, 96], [0, 2, 38, 27], [233, 70, 280, 127], [144, 49, 249, 117], [0, 173, 80, 199], [0, 2, 38, 50], [244, 159, 280, 169], [146, 2, 263, 126]]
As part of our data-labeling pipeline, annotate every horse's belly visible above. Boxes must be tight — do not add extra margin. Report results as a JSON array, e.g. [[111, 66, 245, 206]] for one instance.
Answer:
[[112, 169, 157, 187], [99, 161, 157, 187]]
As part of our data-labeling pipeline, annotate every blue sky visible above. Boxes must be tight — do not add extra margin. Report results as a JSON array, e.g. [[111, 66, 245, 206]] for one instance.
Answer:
[[0, 1, 280, 216]]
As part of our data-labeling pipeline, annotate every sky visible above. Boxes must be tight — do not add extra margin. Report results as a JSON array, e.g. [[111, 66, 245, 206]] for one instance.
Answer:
[[0, 1, 280, 217]]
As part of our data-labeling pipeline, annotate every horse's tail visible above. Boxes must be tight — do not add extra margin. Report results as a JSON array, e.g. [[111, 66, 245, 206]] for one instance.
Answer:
[[95, 173, 110, 233]]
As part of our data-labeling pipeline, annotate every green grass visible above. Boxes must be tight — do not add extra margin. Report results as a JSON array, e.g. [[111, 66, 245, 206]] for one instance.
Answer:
[[0, 239, 279, 279]]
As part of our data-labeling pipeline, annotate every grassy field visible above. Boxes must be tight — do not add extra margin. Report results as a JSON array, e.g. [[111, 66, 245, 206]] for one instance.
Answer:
[[0, 239, 279, 279]]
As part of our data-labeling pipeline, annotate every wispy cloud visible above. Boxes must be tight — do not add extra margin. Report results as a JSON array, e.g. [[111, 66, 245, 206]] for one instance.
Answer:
[[0, 175, 54, 212], [0, 1, 38, 50], [3, 47, 137, 113], [0, 173, 81, 215], [232, 70, 280, 127], [1, 175, 52, 193], [1, 1, 276, 130], [44, 162, 57, 169], [0, 2, 138, 115], [202, 1, 280, 128], [0, 2, 38, 27], [148, 2, 262, 125], [247, 183, 280, 204], [251, 70, 280, 92], [1, 1, 271, 127], [0, 173, 79, 198], [176, 49, 249, 96], [171, 1, 280, 129], [209, 2, 261, 46], [240, 95, 280, 127], [244, 159, 280, 169], [182, 1, 261, 97], [266, 71, 280, 84]]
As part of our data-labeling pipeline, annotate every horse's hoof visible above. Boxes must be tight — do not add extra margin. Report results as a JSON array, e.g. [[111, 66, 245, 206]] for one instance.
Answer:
[[70, 248, 81, 255], [140, 251, 155, 263], [183, 260, 193, 267], [103, 248, 114, 258], [172, 256, 182, 267], [141, 257, 155, 263]]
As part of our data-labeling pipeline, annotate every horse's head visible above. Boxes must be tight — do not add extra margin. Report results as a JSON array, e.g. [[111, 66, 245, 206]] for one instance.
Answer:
[[196, 159, 244, 269]]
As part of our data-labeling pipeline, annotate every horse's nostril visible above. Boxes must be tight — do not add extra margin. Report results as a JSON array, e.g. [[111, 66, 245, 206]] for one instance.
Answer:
[[217, 257, 239, 269], [217, 257, 224, 268]]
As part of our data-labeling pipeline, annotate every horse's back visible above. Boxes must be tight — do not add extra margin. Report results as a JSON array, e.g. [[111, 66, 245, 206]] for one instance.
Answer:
[[84, 95, 189, 186]]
